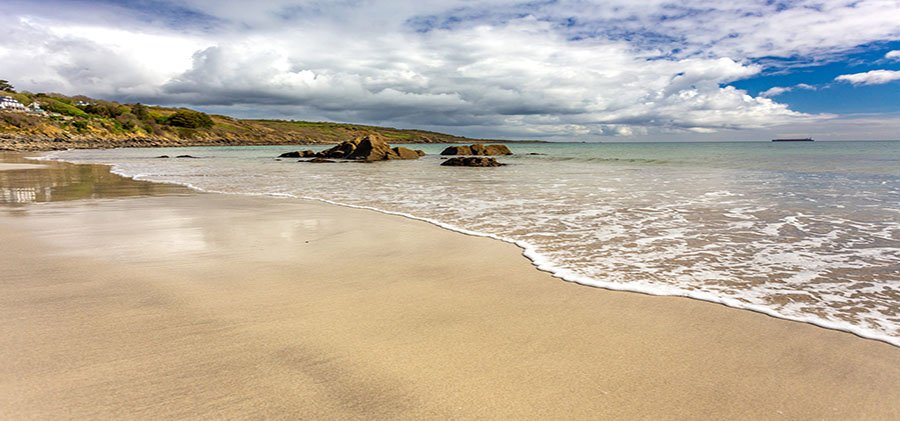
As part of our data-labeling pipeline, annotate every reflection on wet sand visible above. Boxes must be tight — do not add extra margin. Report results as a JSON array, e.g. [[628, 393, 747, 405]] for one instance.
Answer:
[[0, 152, 190, 205]]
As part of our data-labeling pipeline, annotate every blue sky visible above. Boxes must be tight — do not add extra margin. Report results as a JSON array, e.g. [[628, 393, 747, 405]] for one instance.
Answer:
[[1, 0, 900, 141], [732, 41, 900, 114]]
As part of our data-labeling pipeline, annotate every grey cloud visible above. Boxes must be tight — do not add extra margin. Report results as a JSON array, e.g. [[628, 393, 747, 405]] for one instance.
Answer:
[[0, 18, 166, 98]]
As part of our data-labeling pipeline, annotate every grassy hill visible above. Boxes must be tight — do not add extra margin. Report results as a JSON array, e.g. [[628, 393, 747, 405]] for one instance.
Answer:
[[0, 90, 502, 151]]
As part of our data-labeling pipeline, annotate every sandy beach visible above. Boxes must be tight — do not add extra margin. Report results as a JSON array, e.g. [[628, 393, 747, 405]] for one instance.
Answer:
[[1, 153, 898, 419]]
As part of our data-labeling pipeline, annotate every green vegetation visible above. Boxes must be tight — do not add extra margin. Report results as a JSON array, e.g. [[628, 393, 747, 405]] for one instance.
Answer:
[[165, 109, 214, 129], [0, 80, 14, 93], [40, 98, 88, 118], [82, 102, 126, 118], [131, 103, 149, 121]]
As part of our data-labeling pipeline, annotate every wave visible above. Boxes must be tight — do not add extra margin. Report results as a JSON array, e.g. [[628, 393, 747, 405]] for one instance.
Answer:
[[510, 155, 676, 165]]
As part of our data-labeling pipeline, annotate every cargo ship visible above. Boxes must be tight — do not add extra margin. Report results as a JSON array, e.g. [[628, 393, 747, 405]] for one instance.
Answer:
[[772, 138, 814, 142]]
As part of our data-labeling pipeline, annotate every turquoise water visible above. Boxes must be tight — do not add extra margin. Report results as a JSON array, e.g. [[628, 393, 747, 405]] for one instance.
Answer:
[[44, 141, 900, 345]]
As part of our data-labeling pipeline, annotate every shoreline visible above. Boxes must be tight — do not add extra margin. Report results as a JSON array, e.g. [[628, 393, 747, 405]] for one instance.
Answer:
[[2, 153, 899, 418], [0, 135, 548, 152], [292, 195, 900, 348], [35, 149, 900, 348]]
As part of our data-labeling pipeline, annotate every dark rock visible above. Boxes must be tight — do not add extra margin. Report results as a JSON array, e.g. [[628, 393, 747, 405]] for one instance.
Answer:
[[348, 135, 394, 161], [279, 150, 317, 158], [299, 157, 336, 163], [526, 152, 545, 155], [318, 139, 359, 159], [176, 155, 197, 158], [440, 145, 472, 156], [440, 144, 512, 156], [156, 155, 170, 158], [440, 157, 506, 167]]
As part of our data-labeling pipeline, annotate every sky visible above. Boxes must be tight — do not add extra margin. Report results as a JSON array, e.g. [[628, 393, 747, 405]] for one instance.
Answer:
[[1, 0, 899, 141]]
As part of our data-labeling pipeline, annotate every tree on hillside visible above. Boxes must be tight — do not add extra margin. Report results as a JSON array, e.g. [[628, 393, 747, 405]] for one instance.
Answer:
[[166, 109, 214, 129], [131, 103, 150, 121], [0, 80, 15, 93], [83, 102, 126, 118]]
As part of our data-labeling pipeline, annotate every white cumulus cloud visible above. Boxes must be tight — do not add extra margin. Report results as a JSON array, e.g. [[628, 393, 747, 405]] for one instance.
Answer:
[[835, 70, 900, 86], [760, 83, 817, 97]]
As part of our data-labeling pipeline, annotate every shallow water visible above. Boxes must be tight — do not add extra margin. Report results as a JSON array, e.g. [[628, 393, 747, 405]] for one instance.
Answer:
[[41, 141, 900, 345], [0, 152, 187, 205]]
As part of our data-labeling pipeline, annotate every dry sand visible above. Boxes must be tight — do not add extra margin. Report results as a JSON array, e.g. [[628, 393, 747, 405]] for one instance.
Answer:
[[1, 155, 898, 419]]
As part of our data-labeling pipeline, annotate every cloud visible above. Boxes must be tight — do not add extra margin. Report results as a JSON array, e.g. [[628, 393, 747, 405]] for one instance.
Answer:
[[759, 87, 790, 98], [396, 1, 900, 62], [887, 50, 900, 60], [0, 13, 205, 98], [835, 70, 900, 86], [158, 18, 819, 137], [1, 0, 896, 139], [759, 83, 817, 97]]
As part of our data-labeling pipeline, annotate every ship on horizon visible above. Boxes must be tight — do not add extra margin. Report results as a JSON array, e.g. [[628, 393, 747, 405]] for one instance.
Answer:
[[772, 138, 814, 142]]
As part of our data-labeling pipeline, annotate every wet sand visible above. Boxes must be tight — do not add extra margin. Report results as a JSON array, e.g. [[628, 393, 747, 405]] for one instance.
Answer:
[[1, 153, 898, 419], [0, 163, 47, 171]]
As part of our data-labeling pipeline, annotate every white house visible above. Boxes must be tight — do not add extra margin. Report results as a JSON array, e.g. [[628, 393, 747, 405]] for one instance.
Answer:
[[0, 96, 27, 112], [27, 102, 44, 114]]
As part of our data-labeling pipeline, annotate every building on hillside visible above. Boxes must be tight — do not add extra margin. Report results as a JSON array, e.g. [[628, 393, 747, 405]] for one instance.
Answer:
[[0, 96, 27, 112], [74, 100, 92, 107], [27, 102, 45, 114]]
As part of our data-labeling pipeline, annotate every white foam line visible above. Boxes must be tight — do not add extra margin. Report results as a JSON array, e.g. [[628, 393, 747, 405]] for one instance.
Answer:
[[34, 152, 900, 348]]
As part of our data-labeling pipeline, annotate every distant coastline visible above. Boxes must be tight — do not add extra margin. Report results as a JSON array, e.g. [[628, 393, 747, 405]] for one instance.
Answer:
[[0, 90, 531, 151]]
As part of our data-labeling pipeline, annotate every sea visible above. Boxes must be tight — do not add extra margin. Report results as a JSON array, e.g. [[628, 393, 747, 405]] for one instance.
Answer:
[[41, 141, 900, 346]]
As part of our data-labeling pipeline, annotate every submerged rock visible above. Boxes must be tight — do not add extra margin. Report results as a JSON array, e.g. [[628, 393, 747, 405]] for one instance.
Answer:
[[440, 144, 512, 156], [155, 155, 170, 158], [440, 157, 506, 167], [176, 155, 198, 158], [300, 157, 336, 163], [279, 150, 317, 158]]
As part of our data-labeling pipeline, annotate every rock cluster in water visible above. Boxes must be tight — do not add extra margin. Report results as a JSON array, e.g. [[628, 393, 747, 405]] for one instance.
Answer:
[[278, 134, 425, 162], [278, 137, 513, 167], [440, 157, 506, 167], [440, 144, 512, 156]]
